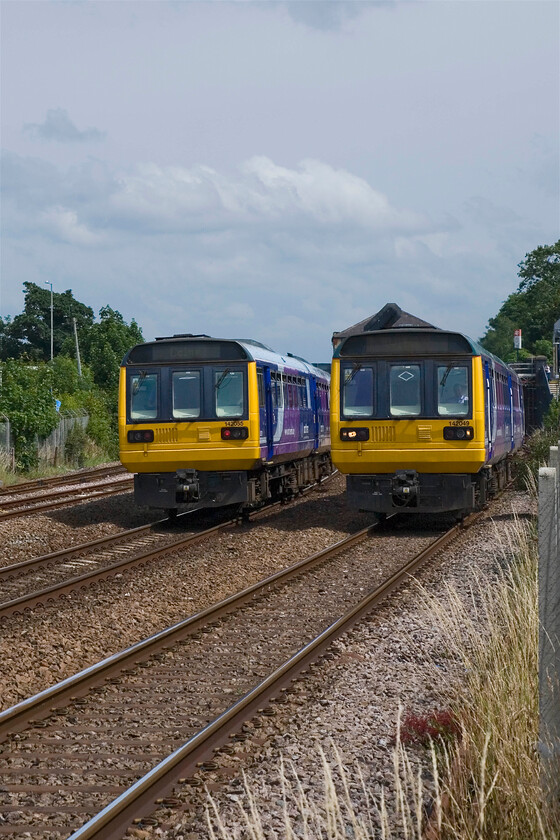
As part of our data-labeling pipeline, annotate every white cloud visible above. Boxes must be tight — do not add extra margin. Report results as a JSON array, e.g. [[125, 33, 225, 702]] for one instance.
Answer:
[[110, 157, 428, 235], [40, 206, 102, 246]]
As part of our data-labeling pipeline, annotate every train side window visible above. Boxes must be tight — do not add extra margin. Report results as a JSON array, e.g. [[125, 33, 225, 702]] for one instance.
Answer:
[[257, 370, 265, 408], [437, 365, 469, 417], [271, 373, 278, 410], [278, 374, 285, 409], [172, 370, 201, 419], [343, 366, 374, 418], [390, 365, 421, 417], [214, 369, 244, 418], [130, 373, 158, 420]]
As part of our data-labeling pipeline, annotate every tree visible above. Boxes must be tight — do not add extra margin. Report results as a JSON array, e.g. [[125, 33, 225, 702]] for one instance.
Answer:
[[480, 240, 560, 360], [0, 360, 59, 470], [0, 316, 24, 361], [2, 282, 94, 361], [80, 306, 143, 391]]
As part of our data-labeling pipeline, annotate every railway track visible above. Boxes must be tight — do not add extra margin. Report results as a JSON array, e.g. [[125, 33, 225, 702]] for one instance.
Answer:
[[0, 477, 133, 522], [0, 508, 473, 839], [0, 464, 125, 497], [0, 473, 338, 617], [0, 511, 234, 617]]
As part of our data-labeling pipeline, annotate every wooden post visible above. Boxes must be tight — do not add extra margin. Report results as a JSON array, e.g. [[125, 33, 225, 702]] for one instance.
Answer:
[[538, 463, 560, 803]]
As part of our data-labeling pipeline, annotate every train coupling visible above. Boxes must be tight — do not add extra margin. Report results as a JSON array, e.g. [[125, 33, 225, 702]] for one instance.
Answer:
[[392, 470, 419, 507], [177, 469, 200, 502]]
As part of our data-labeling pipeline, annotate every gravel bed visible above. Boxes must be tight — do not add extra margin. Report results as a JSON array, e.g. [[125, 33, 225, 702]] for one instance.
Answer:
[[0, 478, 532, 840], [1, 474, 382, 707], [0, 491, 157, 570], [127, 489, 533, 840], [0, 516, 444, 839]]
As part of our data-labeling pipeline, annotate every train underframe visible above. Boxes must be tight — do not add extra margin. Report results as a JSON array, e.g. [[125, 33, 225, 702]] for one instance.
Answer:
[[346, 456, 514, 517], [133, 450, 333, 515]]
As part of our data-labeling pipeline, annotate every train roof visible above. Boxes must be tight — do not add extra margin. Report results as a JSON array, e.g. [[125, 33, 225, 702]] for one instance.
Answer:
[[332, 303, 435, 347], [122, 336, 329, 381], [332, 302, 517, 373]]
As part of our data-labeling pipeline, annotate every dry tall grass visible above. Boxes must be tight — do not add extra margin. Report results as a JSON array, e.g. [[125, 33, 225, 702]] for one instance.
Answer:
[[205, 514, 559, 840], [422, 515, 558, 840]]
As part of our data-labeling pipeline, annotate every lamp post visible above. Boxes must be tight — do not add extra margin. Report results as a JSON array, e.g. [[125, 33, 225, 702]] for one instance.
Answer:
[[44, 281, 53, 361]]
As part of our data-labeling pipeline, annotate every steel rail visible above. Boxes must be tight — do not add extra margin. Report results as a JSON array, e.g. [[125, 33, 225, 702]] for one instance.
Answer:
[[0, 517, 235, 618], [0, 518, 169, 582], [0, 516, 378, 740], [0, 464, 125, 496], [0, 481, 133, 522], [66, 514, 470, 840], [0, 476, 133, 512], [0, 472, 337, 617]]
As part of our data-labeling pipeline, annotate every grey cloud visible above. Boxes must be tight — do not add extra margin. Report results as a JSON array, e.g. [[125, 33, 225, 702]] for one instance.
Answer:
[[282, 1, 388, 31], [2, 149, 549, 362], [23, 108, 106, 143], [463, 197, 523, 228]]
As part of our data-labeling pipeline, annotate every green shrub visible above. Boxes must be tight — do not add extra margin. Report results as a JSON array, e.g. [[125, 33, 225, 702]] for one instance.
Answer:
[[0, 360, 58, 472]]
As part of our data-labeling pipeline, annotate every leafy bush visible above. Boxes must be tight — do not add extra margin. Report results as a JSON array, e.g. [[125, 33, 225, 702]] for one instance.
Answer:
[[0, 360, 58, 471]]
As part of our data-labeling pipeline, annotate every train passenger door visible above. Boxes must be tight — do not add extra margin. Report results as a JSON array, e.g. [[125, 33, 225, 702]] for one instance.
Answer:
[[484, 361, 495, 459], [507, 373, 515, 451], [309, 376, 319, 450], [262, 367, 274, 461]]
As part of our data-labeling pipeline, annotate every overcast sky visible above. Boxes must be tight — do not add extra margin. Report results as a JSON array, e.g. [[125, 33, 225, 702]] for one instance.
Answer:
[[1, 1, 558, 363]]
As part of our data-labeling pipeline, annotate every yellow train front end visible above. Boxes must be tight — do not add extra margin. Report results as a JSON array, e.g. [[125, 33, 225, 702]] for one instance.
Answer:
[[331, 327, 489, 515], [119, 366, 261, 474], [119, 337, 263, 513]]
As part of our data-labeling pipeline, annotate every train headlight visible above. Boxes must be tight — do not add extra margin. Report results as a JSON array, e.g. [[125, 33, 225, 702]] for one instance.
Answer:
[[127, 430, 154, 443], [340, 428, 369, 441], [443, 426, 474, 441], [221, 427, 249, 440]]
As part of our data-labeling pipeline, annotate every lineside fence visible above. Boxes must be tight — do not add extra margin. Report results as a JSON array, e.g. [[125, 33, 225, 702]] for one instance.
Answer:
[[38, 411, 89, 467], [538, 446, 560, 804], [0, 411, 89, 472], [0, 414, 15, 472]]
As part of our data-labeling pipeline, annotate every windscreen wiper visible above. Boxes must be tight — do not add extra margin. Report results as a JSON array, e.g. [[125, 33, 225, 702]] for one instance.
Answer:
[[344, 362, 362, 385], [132, 370, 148, 395], [215, 368, 231, 390]]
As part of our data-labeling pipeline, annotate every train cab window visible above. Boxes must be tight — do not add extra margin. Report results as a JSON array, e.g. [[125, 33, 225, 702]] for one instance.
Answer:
[[389, 365, 421, 417], [130, 373, 158, 420], [172, 371, 201, 419], [343, 366, 374, 418], [437, 365, 469, 417], [257, 370, 265, 408], [214, 369, 244, 418]]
